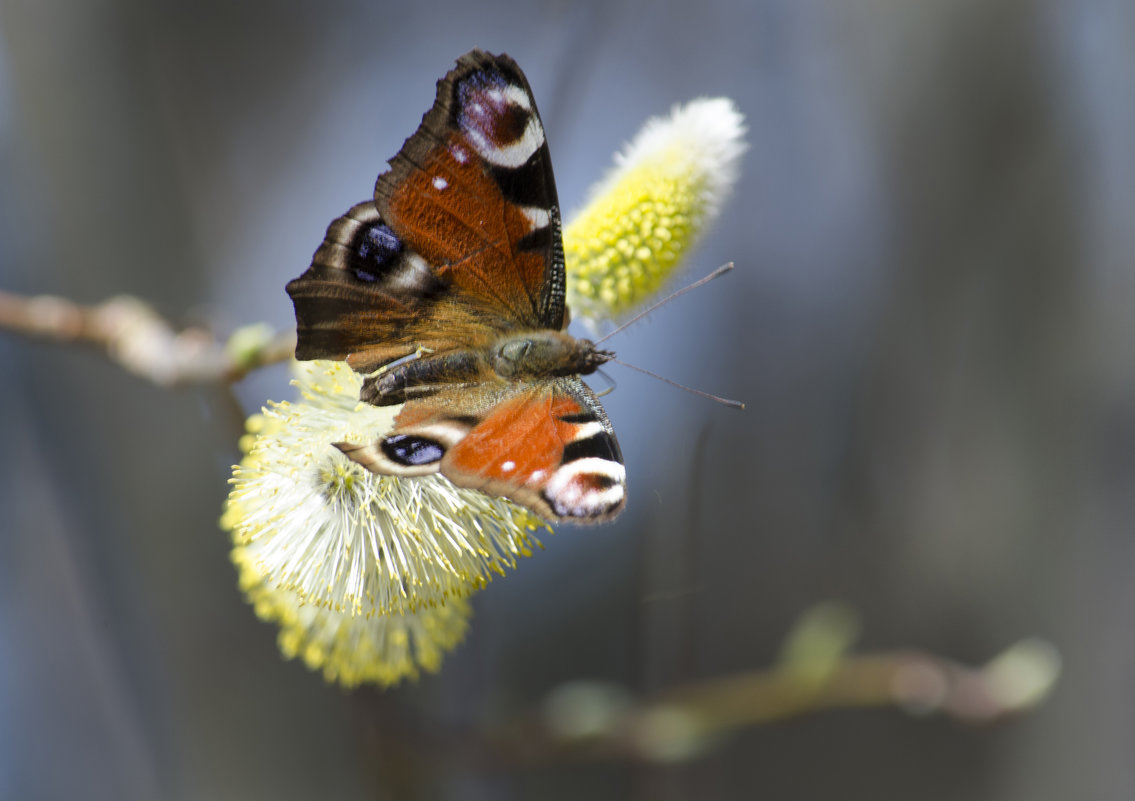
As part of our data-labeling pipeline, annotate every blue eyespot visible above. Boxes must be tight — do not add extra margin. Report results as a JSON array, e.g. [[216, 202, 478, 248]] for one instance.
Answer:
[[353, 223, 402, 283], [381, 434, 444, 466]]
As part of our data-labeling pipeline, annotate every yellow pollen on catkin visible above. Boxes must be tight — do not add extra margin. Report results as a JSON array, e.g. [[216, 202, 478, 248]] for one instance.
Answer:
[[567, 158, 703, 318], [564, 97, 746, 322], [220, 360, 549, 688]]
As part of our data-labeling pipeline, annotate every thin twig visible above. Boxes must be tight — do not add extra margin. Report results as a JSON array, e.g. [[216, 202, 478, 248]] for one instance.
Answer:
[[474, 637, 1060, 765], [351, 636, 1059, 777], [0, 289, 295, 385]]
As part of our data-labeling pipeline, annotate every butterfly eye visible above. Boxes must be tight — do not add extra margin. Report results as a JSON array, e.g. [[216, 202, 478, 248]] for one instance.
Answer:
[[499, 340, 532, 364], [380, 434, 444, 466]]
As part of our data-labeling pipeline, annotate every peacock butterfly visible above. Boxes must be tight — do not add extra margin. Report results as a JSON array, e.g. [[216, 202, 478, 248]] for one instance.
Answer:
[[287, 50, 625, 523]]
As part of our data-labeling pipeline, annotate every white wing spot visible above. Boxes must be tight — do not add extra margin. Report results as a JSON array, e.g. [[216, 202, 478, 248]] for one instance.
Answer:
[[450, 144, 469, 164], [433, 176, 448, 190], [571, 421, 604, 441], [500, 460, 516, 472], [503, 84, 533, 111], [521, 206, 550, 231]]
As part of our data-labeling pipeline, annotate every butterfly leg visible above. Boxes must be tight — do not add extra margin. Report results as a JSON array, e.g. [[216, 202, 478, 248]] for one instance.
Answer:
[[360, 350, 489, 405], [363, 344, 435, 379]]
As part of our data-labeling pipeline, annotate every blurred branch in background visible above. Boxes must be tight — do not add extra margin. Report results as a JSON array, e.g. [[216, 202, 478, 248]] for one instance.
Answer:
[[493, 603, 1059, 764], [0, 288, 295, 385], [365, 603, 1061, 769]]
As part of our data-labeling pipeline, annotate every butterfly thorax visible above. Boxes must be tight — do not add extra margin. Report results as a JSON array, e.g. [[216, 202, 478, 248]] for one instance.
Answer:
[[490, 331, 613, 380], [360, 331, 612, 405]]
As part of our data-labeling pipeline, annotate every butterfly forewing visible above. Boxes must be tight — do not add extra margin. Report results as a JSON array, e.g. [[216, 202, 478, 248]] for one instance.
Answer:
[[374, 50, 566, 330]]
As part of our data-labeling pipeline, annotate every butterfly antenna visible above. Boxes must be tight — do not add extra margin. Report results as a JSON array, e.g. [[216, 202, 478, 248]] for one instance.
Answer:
[[593, 262, 735, 346], [610, 357, 745, 409]]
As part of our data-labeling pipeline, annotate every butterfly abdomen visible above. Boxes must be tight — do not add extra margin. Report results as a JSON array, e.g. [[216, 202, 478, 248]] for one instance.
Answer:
[[361, 350, 487, 405]]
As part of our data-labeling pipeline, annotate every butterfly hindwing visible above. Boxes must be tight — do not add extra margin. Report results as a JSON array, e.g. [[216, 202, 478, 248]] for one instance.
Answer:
[[336, 378, 625, 523], [287, 201, 460, 371]]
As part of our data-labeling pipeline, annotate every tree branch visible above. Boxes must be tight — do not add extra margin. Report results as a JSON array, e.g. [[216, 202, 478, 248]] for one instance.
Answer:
[[0, 289, 295, 385], [479, 637, 1061, 765]]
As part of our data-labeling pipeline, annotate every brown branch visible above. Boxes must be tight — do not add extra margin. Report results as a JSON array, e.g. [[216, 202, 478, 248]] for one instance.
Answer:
[[354, 621, 1062, 777], [473, 637, 1060, 766], [0, 289, 295, 385], [352, 635, 1060, 777]]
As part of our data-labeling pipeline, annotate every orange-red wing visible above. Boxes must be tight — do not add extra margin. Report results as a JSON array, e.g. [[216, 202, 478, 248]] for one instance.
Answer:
[[337, 379, 625, 523], [436, 379, 625, 523], [374, 50, 566, 330]]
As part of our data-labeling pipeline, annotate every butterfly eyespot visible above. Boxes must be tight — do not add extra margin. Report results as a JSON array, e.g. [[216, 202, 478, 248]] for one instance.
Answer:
[[352, 223, 403, 283], [542, 459, 627, 520], [456, 70, 544, 168], [381, 434, 444, 466]]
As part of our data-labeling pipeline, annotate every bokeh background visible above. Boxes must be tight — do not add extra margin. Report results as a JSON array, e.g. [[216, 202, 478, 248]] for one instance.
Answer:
[[2, 0, 1134, 798]]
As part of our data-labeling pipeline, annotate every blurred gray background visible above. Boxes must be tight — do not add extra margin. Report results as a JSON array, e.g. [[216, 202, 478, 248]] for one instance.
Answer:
[[2, 0, 1134, 799]]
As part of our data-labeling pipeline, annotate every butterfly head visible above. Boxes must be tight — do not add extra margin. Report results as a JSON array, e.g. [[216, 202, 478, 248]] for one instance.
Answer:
[[489, 331, 613, 381]]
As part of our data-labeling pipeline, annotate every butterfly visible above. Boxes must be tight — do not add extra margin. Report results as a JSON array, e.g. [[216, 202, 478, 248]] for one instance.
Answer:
[[286, 50, 626, 523]]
